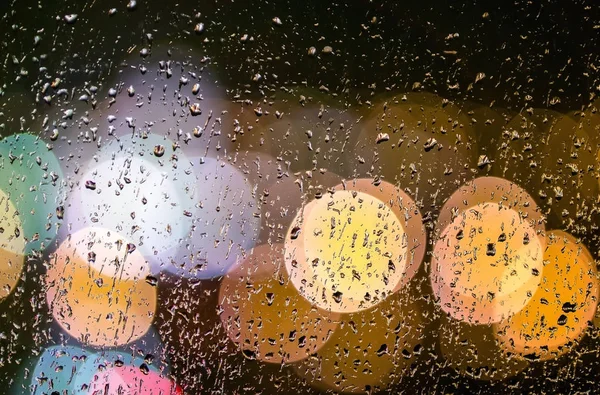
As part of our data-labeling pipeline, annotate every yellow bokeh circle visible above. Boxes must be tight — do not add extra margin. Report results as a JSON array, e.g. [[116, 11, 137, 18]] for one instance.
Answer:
[[285, 189, 408, 313]]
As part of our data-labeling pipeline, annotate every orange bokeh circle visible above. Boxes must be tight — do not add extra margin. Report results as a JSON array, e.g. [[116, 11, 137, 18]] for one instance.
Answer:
[[495, 230, 599, 360], [219, 243, 340, 363], [431, 177, 546, 324], [46, 227, 157, 347]]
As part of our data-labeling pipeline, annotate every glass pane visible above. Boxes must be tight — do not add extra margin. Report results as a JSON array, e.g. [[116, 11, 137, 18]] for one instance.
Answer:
[[1, 1, 599, 393]]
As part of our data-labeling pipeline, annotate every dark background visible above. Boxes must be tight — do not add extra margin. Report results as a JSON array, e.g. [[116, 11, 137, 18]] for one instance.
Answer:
[[1, 0, 599, 112], [1, 0, 600, 394]]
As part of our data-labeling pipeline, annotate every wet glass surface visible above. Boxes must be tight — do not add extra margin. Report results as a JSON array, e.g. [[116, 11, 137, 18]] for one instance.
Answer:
[[1, 1, 600, 393]]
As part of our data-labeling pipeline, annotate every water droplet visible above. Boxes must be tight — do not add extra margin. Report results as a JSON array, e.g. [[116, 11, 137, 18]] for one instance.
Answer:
[[557, 314, 568, 326], [85, 180, 97, 190], [138, 363, 149, 375], [64, 14, 78, 24], [290, 226, 301, 240], [145, 275, 158, 286], [332, 291, 343, 303], [424, 138, 437, 152], [126, 243, 136, 254], [153, 145, 165, 157], [376, 133, 389, 144], [189, 103, 202, 116], [144, 354, 154, 365], [477, 155, 491, 168], [266, 292, 275, 306]]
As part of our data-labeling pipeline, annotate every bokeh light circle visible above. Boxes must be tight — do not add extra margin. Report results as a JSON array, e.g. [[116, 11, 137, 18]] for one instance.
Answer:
[[536, 115, 598, 240], [66, 347, 176, 394], [67, 134, 195, 272], [431, 177, 546, 324], [432, 202, 543, 324], [355, 93, 478, 209], [292, 287, 428, 393], [82, 366, 183, 395], [436, 176, 546, 244], [285, 187, 409, 313], [495, 230, 599, 360], [165, 156, 260, 279], [438, 314, 528, 381], [237, 88, 359, 176], [27, 345, 89, 394], [237, 151, 344, 245], [0, 188, 25, 300], [337, 178, 426, 290], [219, 243, 339, 363], [490, 109, 562, 185], [0, 133, 64, 252], [45, 227, 156, 347]]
